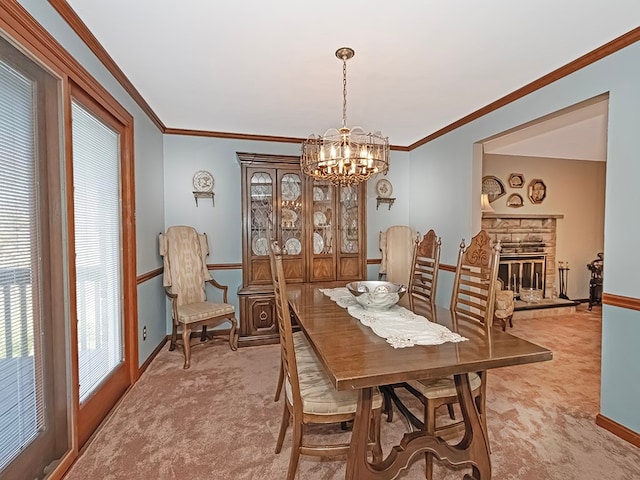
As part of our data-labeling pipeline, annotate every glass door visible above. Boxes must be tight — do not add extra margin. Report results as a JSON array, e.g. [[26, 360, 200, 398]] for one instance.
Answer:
[[336, 184, 364, 281], [280, 173, 303, 257], [311, 179, 333, 256], [340, 185, 360, 254], [0, 35, 69, 479], [249, 170, 273, 258], [71, 86, 131, 447]]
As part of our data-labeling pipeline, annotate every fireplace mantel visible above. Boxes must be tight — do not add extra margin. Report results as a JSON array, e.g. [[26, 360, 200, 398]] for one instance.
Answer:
[[482, 213, 564, 219]]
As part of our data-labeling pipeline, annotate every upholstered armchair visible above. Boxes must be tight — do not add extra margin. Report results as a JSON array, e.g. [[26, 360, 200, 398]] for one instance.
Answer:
[[379, 225, 417, 307], [494, 279, 515, 331], [159, 225, 238, 369]]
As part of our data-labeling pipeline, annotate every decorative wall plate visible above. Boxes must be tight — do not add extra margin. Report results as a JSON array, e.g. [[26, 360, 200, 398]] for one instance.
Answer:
[[313, 233, 324, 254], [285, 237, 302, 255], [281, 208, 298, 225], [313, 186, 324, 201], [528, 178, 546, 204], [507, 193, 524, 208], [508, 173, 525, 188], [251, 236, 268, 256], [375, 178, 393, 198], [313, 211, 327, 227], [281, 179, 301, 201], [481, 175, 506, 202], [193, 170, 214, 192]]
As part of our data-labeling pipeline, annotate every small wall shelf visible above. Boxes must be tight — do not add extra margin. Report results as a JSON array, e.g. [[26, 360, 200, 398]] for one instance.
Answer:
[[193, 191, 214, 207], [376, 196, 395, 210]]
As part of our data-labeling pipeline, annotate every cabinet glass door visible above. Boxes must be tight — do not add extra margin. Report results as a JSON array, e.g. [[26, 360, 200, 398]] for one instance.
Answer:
[[311, 179, 332, 255], [340, 185, 360, 253], [250, 171, 273, 257], [280, 173, 303, 256]]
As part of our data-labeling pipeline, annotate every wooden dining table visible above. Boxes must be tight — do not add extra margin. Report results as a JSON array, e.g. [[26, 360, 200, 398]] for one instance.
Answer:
[[287, 283, 553, 480]]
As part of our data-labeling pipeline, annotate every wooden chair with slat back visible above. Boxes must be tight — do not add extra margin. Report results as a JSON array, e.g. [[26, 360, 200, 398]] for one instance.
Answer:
[[450, 230, 501, 330], [381, 229, 445, 423], [383, 230, 500, 480], [268, 222, 310, 403], [408, 229, 441, 318], [269, 240, 383, 479]]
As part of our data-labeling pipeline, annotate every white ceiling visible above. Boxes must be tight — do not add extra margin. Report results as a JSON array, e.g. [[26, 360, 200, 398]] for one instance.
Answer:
[[66, 0, 640, 149], [484, 96, 609, 161]]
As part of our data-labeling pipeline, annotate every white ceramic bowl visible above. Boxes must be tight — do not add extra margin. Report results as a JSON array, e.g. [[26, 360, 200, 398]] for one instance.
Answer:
[[346, 281, 407, 311]]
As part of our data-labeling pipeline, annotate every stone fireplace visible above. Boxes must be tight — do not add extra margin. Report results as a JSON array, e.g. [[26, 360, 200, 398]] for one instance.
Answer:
[[481, 213, 563, 298]]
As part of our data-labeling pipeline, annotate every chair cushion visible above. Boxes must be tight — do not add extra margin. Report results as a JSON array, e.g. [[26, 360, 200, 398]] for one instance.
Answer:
[[407, 372, 482, 399], [494, 289, 515, 319], [286, 347, 382, 415], [177, 301, 235, 324], [293, 331, 311, 350]]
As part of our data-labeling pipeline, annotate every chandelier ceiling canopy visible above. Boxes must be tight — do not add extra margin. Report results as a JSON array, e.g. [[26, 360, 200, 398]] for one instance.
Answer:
[[301, 47, 390, 186]]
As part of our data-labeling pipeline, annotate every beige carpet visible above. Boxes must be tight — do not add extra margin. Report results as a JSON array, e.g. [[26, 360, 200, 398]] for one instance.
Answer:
[[63, 305, 640, 479]]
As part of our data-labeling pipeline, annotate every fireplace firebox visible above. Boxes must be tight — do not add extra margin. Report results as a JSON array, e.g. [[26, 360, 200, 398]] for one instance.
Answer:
[[498, 253, 547, 297]]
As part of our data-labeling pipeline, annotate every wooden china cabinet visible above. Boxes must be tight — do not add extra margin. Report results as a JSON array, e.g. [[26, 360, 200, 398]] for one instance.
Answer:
[[237, 152, 366, 346]]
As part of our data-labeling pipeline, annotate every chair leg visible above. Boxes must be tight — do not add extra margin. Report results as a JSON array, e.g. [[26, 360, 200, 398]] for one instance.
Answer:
[[446, 403, 456, 420], [275, 403, 290, 454], [508, 314, 514, 328], [229, 317, 238, 351], [200, 325, 208, 342], [381, 386, 394, 422], [274, 361, 284, 402], [182, 324, 192, 369], [169, 323, 178, 351], [286, 420, 303, 480]]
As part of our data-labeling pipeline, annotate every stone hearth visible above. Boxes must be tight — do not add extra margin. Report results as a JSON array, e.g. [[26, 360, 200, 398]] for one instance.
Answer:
[[482, 213, 564, 298]]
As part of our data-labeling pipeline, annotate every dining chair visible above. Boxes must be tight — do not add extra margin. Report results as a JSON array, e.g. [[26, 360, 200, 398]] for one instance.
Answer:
[[269, 240, 383, 479], [159, 225, 238, 369], [407, 229, 441, 318], [267, 222, 312, 403], [381, 229, 446, 423], [379, 224, 416, 278], [386, 230, 501, 480]]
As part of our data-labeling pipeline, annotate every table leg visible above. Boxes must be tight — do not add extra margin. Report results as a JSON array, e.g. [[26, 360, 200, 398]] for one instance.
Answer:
[[345, 387, 373, 480], [345, 374, 491, 480]]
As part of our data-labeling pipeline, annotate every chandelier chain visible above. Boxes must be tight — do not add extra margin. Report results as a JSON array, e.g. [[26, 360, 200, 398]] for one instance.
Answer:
[[342, 56, 348, 128]]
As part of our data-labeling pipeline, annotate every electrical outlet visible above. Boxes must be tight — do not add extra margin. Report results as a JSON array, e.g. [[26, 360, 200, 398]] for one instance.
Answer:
[[142, 325, 147, 341]]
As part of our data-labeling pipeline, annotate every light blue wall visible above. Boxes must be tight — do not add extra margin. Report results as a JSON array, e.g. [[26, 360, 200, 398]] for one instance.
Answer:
[[163, 136, 411, 329], [601, 305, 640, 431], [366, 150, 411, 279], [18, 0, 167, 366], [406, 40, 640, 434]]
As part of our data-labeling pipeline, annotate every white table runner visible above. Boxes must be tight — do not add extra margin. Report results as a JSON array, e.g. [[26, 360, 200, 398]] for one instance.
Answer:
[[320, 287, 468, 348]]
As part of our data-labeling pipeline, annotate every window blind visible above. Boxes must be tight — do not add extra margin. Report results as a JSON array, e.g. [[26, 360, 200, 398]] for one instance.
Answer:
[[0, 58, 43, 472], [72, 100, 123, 402]]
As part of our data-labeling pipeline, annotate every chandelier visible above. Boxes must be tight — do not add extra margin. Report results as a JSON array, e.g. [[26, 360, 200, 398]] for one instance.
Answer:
[[301, 47, 390, 186]]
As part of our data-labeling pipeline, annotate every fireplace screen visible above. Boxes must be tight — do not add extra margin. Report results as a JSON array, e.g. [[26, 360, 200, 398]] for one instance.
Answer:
[[498, 254, 547, 297]]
